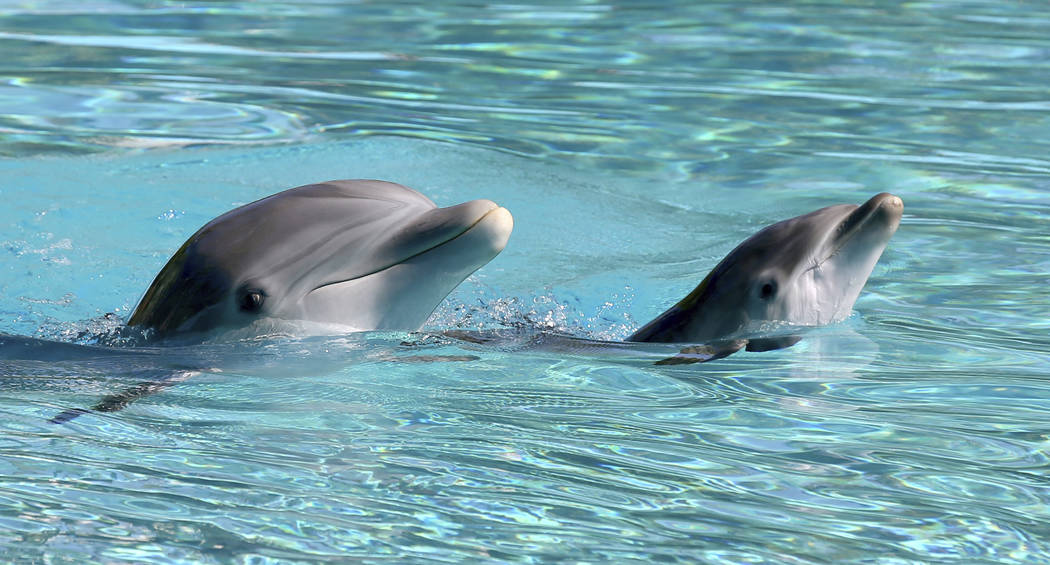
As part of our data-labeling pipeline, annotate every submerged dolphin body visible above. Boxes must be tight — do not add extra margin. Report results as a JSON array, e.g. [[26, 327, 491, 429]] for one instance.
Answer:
[[128, 180, 513, 339], [627, 192, 903, 362]]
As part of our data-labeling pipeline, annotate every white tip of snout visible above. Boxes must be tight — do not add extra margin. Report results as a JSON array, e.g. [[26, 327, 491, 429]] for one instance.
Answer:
[[474, 206, 514, 253], [870, 192, 904, 218]]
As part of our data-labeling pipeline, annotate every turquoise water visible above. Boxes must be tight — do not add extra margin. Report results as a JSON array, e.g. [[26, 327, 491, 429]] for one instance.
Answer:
[[3, 1, 1050, 563]]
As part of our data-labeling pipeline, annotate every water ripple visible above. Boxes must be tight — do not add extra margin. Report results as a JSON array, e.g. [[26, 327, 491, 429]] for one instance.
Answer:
[[2, 1, 1050, 563]]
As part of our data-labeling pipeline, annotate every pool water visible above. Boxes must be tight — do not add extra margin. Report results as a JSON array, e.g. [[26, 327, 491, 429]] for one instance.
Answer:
[[3, 2, 1050, 563]]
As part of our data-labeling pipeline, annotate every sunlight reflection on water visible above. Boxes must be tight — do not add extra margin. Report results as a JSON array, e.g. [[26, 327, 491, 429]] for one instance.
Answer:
[[2, 1, 1050, 563]]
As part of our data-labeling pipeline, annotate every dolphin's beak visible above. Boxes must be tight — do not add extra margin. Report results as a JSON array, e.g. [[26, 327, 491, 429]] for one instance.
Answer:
[[861, 192, 903, 224], [372, 199, 505, 265], [465, 204, 514, 255], [298, 199, 513, 331], [830, 192, 903, 257], [846, 192, 903, 237], [312, 199, 512, 293]]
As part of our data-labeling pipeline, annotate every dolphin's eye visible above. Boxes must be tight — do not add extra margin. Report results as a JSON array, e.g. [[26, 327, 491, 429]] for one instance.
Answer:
[[759, 280, 777, 300], [238, 290, 265, 313]]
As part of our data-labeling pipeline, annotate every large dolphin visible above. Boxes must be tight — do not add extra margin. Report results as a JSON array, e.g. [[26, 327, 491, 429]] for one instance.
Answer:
[[127, 179, 513, 339], [627, 192, 903, 362]]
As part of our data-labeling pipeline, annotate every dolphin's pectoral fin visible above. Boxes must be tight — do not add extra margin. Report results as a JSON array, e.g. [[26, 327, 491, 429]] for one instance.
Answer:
[[745, 335, 803, 352], [48, 370, 200, 425], [92, 379, 178, 412], [655, 340, 747, 365], [47, 408, 92, 425]]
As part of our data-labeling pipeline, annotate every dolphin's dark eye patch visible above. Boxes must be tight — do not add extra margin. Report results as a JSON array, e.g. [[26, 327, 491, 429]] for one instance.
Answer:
[[759, 281, 777, 300], [238, 289, 266, 312]]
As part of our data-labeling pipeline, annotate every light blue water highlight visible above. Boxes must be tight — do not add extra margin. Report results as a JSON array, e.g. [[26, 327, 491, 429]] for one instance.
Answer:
[[2, 2, 1050, 563]]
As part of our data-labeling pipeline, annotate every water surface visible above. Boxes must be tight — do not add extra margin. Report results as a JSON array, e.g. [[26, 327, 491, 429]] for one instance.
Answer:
[[2, 2, 1050, 563]]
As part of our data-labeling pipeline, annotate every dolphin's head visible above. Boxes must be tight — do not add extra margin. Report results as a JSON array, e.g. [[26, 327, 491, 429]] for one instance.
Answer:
[[629, 193, 902, 345], [128, 180, 513, 339]]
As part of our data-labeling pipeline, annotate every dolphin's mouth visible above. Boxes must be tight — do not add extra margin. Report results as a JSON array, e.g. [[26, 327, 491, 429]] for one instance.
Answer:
[[310, 203, 512, 293], [821, 192, 903, 265]]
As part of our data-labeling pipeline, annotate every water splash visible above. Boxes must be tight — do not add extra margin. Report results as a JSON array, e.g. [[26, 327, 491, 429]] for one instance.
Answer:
[[429, 278, 638, 341]]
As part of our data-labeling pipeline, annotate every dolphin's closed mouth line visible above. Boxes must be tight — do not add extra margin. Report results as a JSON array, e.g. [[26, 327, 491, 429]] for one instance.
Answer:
[[811, 215, 861, 272], [812, 197, 893, 271], [309, 205, 506, 293]]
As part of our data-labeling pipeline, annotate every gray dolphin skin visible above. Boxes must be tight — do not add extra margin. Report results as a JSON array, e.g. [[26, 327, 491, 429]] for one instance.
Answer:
[[127, 180, 513, 339], [628, 192, 903, 361]]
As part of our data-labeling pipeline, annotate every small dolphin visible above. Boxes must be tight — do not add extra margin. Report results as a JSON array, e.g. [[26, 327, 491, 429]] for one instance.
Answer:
[[432, 192, 902, 364], [628, 192, 903, 362], [127, 180, 513, 339]]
